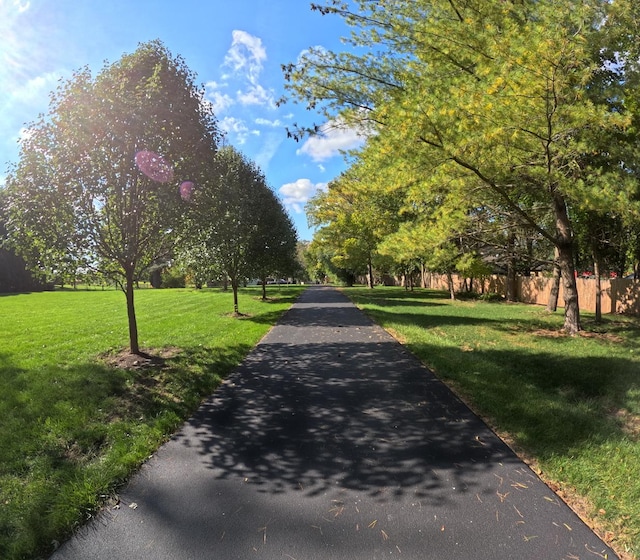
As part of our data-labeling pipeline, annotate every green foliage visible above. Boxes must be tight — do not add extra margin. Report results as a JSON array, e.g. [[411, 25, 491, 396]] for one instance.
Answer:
[[4, 40, 219, 352], [178, 146, 297, 311], [306, 160, 403, 286], [247, 180, 299, 290], [285, 0, 640, 332], [160, 267, 186, 288]]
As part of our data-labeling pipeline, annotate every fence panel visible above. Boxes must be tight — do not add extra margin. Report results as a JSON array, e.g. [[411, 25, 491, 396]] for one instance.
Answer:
[[418, 274, 639, 316]]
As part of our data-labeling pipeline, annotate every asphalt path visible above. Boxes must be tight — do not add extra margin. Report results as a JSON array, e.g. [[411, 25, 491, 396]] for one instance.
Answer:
[[51, 285, 617, 560]]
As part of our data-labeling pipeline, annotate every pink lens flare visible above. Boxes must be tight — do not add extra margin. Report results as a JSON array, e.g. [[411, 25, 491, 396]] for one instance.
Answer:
[[135, 150, 174, 183], [179, 181, 195, 201]]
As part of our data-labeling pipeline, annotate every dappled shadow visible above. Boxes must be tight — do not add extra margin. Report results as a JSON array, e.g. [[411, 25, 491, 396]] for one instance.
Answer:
[[1, 342, 254, 560], [49, 287, 619, 560], [273, 303, 376, 328], [343, 302, 638, 456], [356, 300, 640, 349], [405, 342, 638, 456], [611, 278, 640, 316], [177, 339, 516, 505], [239, 308, 294, 326], [363, 307, 505, 331]]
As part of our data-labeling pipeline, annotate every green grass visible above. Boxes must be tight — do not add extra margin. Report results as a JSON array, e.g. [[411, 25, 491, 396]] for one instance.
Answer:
[[0, 285, 303, 560], [344, 286, 640, 560]]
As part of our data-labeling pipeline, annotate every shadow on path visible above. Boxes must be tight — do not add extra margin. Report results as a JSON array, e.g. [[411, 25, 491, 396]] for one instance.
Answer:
[[186, 339, 512, 505], [52, 286, 618, 560]]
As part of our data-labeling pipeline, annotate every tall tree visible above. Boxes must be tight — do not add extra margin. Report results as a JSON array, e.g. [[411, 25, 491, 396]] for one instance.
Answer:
[[307, 160, 401, 287], [247, 186, 298, 299], [5, 40, 218, 353], [181, 146, 279, 314], [284, 0, 636, 334]]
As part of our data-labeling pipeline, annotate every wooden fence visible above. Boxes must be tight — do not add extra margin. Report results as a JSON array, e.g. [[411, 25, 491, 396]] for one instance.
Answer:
[[420, 273, 640, 316]]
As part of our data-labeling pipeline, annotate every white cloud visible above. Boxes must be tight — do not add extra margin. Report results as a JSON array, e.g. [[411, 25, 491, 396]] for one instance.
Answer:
[[237, 84, 275, 108], [218, 30, 277, 110], [13, 0, 31, 14], [9, 70, 61, 105], [279, 178, 327, 214], [224, 30, 266, 85], [204, 81, 234, 115], [253, 132, 284, 172], [296, 119, 367, 162], [255, 117, 282, 128], [17, 126, 34, 143], [296, 45, 328, 66], [219, 116, 259, 145]]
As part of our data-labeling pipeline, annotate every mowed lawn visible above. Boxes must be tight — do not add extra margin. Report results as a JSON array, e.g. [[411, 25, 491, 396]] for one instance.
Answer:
[[345, 286, 640, 560], [0, 285, 304, 560]]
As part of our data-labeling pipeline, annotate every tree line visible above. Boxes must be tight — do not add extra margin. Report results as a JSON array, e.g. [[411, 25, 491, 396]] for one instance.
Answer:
[[286, 0, 640, 334], [1, 40, 298, 354]]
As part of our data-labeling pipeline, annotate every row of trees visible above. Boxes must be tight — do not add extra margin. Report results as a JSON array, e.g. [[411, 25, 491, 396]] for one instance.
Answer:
[[286, 0, 640, 333], [1, 40, 298, 354]]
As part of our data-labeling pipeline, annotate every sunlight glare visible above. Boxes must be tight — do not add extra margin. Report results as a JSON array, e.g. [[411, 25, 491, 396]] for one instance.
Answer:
[[135, 150, 175, 183]]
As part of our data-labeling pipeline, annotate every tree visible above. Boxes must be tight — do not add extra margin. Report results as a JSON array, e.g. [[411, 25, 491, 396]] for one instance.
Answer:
[[0, 190, 50, 293], [181, 146, 279, 314], [284, 0, 637, 334], [5, 40, 218, 354], [301, 239, 333, 283], [307, 159, 402, 287], [247, 186, 298, 299]]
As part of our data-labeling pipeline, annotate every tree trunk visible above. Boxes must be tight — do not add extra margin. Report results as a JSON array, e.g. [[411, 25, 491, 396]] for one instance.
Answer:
[[232, 276, 239, 315], [593, 254, 602, 323], [546, 247, 561, 312], [447, 271, 455, 300], [553, 193, 580, 334], [506, 233, 517, 302], [368, 255, 374, 289], [261, 276, 267, 300], [557, 243, 580, 334], [125, 268, 140, 355]]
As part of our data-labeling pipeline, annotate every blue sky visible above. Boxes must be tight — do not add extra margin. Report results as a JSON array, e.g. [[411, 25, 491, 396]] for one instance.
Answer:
[[0, 0, 364, 240]]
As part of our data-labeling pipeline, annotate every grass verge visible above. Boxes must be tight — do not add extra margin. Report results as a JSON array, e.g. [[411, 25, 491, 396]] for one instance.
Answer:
[[0, 285, 303, 560], [344, 286, 640, 560]]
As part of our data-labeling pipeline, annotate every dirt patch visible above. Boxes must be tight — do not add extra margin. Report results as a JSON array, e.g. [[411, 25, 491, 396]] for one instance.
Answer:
[[531, 328, 625, 344], [611, 408, 640, 441], [385, 327, 407, 344], [579, 330, 625, 344], [102, 347, 181, 371], [531, 328, 567, 338]]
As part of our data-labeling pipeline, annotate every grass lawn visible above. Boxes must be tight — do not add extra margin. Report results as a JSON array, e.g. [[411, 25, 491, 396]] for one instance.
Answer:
[[344, 286, 640, 560], [0, 285, 303, 560]]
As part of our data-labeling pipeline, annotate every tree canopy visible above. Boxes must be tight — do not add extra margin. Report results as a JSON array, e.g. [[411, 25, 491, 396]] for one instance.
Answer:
[[5, 40, 219, 353], [286, 0, 640, 333], [179, 145, 298, 314]]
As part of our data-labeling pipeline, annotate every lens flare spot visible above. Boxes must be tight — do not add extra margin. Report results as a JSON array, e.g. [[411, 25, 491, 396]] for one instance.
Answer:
[[179, 181, 194, 201], [135, 150, 174, 183]]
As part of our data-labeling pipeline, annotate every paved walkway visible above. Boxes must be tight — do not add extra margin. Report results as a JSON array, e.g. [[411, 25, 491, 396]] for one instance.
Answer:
[[52, 286, 617, 560]]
